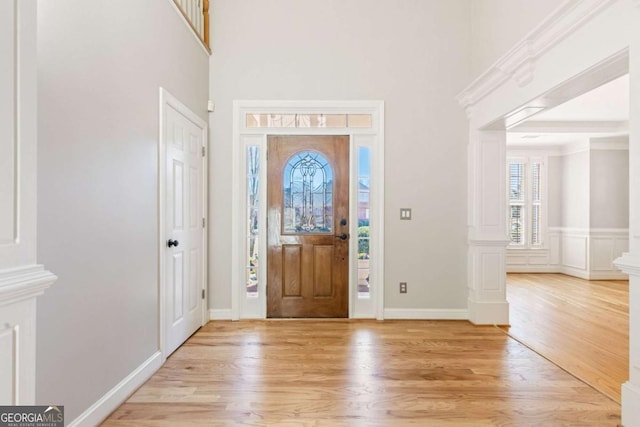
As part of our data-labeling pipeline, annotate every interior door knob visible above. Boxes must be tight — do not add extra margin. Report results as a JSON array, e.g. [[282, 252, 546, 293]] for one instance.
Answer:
[[167, 239, 179, 248]]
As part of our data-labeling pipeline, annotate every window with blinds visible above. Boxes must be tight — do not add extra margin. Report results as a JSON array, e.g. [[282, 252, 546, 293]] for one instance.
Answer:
[[507, 158, 544, 248]]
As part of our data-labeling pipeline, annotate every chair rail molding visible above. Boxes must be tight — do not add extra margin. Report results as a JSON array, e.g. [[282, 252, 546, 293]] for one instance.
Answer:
[[0, 265, 57, 307], [615, 252, 640, 276]]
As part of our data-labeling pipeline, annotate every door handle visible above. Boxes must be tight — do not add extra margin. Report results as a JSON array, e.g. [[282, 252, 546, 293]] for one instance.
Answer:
[[335, 233, 349, 240], [167, 239, 179, 248]]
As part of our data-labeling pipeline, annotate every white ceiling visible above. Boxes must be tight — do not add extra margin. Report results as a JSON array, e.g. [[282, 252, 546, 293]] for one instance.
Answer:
[[507, 74, 629, 146]]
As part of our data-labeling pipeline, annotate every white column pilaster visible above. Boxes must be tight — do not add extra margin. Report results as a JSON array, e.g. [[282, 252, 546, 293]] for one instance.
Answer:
[[616, 21, 640, 425], [467, 130, 509, 325]]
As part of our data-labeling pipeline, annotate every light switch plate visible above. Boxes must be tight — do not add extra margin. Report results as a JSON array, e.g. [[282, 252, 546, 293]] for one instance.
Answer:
[[400, 208, 412, 220]]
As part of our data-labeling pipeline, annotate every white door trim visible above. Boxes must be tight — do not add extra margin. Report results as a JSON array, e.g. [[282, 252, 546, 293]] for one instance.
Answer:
[[158, 88, 208, 359], [231, 100, 385, 320]]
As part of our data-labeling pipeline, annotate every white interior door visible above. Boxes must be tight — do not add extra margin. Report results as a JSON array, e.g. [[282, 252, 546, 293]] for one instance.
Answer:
[[164, 95, 206, 356]]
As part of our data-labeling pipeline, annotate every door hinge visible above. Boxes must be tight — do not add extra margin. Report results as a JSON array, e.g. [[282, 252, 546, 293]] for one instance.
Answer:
[[202, 146, 206, 157], [202, 217, 206, 228], [202, 289, 206, 299]]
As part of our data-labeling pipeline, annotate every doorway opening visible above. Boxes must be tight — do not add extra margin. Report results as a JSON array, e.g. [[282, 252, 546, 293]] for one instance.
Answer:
[[231, 101, 385, 320], [502, 72, 630, 403]]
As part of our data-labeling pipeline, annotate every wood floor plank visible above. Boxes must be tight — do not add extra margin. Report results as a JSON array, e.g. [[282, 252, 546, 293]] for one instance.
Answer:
[[503, 273, 629, 404], [102, 320, 620, 426]]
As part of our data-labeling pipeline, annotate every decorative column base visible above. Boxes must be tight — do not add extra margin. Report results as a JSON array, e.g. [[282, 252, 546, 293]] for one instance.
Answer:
[[615, 253, 640, 425], [468, 298, 509, 325], [622, 382, 640, 427], [468, 238, 510, 325]]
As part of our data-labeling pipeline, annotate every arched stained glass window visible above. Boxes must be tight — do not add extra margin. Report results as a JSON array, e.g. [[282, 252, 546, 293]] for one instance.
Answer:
[[283, 151, 333, 233]]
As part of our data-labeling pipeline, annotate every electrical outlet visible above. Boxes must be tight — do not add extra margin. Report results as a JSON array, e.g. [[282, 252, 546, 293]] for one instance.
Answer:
[[399, 282, 407, 294]]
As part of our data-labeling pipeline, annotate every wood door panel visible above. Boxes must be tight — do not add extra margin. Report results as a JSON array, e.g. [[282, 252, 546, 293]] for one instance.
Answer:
[[313, 245, 334, 298], [267, 135, 349, 318], [282, 245, 302, 297]]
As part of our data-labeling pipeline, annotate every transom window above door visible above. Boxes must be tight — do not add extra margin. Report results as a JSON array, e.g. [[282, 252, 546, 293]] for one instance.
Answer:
[[246, 113, 372, 129]]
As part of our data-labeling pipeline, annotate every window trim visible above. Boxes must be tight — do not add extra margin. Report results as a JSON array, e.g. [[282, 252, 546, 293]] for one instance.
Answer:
[[506, 152, 548, 250]]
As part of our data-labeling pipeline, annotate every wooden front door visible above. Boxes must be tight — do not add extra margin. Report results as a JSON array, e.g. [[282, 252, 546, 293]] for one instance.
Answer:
[[267, 135, 350, 318]]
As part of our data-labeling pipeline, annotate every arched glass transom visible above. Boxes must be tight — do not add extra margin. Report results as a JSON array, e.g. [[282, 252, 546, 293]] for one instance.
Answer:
[[283, 151, 333, 233]]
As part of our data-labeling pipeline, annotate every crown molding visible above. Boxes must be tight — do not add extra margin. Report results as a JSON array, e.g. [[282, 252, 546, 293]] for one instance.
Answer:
[[509, 120, 628, 134], [457, 0, 620, 115], [590, 135, 629, 150]]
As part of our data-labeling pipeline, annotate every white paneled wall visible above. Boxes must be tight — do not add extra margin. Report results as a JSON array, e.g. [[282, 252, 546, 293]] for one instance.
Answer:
[[0, 0, 56, 405], [507, 228, 629, 280]]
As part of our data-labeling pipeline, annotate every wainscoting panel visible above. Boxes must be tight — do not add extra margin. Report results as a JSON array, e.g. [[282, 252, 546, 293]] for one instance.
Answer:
[[0, 324, 17, 404], [562, 234, 588, 271], [591, 238, 617, 271], [507, 228, 628, 280], [549, 232, 561, 265]]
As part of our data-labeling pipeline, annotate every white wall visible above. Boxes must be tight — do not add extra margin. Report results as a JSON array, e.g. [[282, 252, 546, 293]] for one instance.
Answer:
[[36, 0, 209, 421], [591, 147, 629, 228], [547, 155, 563, 227], [210, 0, 471, 312], [469, 0, 561, 78], [561, 149, 590, 229]]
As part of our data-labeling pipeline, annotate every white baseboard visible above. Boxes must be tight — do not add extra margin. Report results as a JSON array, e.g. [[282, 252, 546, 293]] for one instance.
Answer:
[[587, 271, 628, 280], [209, 308, 233, 320], [506, 266, 560, 273], [68, 351, 163, 427], [559, 266, 591, 280], [507, 265, 627, 280], [383, 308, 468, 320]]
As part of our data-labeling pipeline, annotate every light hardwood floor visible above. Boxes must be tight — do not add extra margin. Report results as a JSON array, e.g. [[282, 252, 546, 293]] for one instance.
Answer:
[[503, 273, 629, 404], [102, 320, 621, 426]]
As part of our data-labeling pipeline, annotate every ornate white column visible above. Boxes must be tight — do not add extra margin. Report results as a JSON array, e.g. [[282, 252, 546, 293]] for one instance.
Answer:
[[615, 17, 640, 425], [467, 130, 510, 325], [0, 0, 56, 404]]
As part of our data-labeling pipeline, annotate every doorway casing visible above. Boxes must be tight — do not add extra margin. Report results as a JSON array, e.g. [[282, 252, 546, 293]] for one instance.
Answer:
[[457, 1, 639, 424], [231, 100, 385, 320], [158, 88, 208, 359]]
